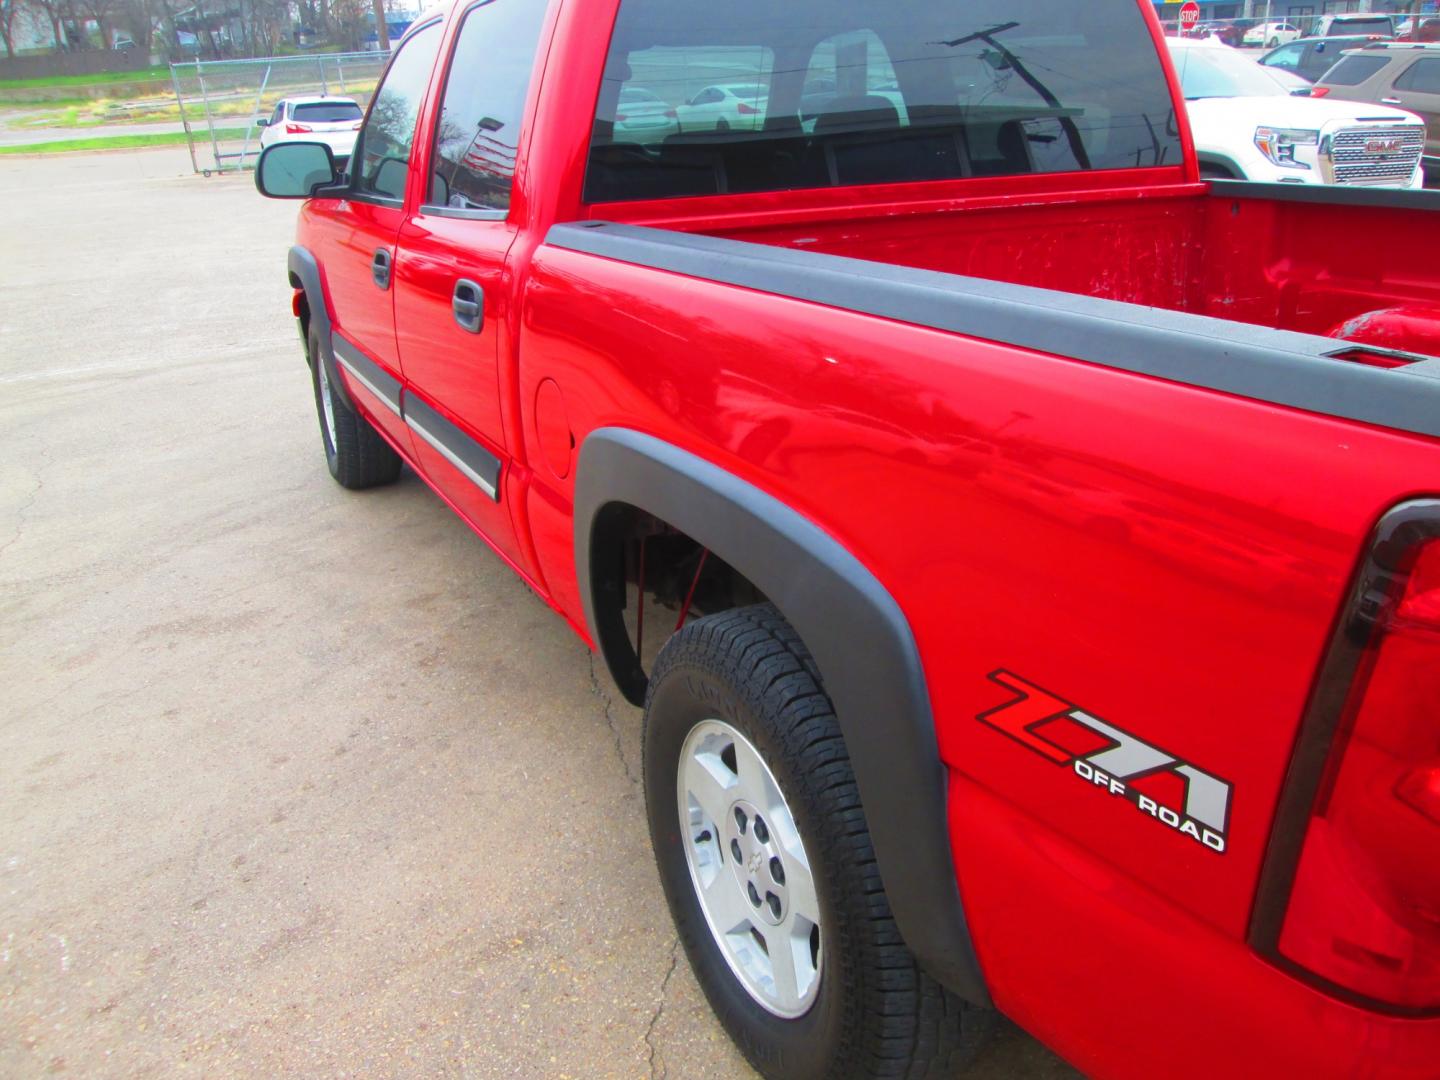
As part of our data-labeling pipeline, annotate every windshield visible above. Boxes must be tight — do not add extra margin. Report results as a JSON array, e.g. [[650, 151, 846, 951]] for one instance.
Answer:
[[1170, 46, 1291, 98], [293, 101, 363, 122]]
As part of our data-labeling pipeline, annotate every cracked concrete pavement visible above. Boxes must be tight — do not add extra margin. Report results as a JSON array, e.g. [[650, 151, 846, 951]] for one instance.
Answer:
[[0, 148, 1078, 1079]]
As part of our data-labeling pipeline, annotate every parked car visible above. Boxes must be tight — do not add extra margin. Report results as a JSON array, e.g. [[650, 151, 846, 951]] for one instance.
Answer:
[[1171, 37, 1423, 185], [1316, 42, 1440, 180], [676, 82, 768, 132], [1399, 17, 1440, 43], [1261, 35, 1390, 82], [1243, 21, 1302, 47], [257, 0, 1440, 1076], [1199, 19, 1251, 47], [1316, 12, 1398, 38], [257, 96, 364, 164], [612, 86, 680, 143]]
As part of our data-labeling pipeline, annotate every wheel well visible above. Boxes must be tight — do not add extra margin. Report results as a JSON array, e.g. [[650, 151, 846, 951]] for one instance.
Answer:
[[289, 271, 312, 343], [1197, 157, 1239, 180], [589, 502, 767, 690]]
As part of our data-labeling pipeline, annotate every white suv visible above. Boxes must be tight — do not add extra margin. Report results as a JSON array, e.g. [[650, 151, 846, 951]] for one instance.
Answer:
[[1170, 38, 1424, 187], [258, 97, 365, 163]]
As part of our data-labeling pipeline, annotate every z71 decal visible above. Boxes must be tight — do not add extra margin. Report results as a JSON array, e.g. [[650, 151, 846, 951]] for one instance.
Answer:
[[978, 670, 1232, 854]]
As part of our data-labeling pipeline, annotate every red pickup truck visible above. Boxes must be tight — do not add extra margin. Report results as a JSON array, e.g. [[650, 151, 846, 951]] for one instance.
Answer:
[[256, 0, 1440, 1075]]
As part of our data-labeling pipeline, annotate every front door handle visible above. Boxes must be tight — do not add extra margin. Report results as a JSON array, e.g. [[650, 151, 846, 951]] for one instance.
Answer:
[[372, 248, 392, 290], [1381, 97, 1403, 105], [452, 278, 483, 334]]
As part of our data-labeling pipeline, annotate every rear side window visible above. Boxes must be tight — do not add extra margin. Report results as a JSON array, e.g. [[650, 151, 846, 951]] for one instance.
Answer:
[[354, 21, 444, 201], [294, 101, 364, 122], [584, 0, 1183, 203], [1394, 57, 1440, 94], [1321, 53, 1390, 85], [427, 0, 550, 214]]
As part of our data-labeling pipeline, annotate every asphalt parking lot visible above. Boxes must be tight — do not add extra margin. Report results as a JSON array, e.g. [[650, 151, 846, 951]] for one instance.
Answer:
[[0, 148, 1077, 1078]]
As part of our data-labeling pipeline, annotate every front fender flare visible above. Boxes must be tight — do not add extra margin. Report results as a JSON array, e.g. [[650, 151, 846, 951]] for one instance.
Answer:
[[287, 245, 354, 411], [574, 427, 990, 1005]]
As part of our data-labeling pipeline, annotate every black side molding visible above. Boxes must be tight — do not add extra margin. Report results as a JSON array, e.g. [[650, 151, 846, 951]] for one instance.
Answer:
[[332, 332, 401, 415], [546, 221, 1440, 441], [574, 427, 991, 1006], [1210, 178, 1440, 211], [403, 393, 502, 501]]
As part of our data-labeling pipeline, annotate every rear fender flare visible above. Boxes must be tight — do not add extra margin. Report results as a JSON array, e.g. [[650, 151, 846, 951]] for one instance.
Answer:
[[574, 427, 990, 1005]]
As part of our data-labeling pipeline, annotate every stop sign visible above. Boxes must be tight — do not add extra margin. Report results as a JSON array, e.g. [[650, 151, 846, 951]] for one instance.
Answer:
[[1179, 1, 1201, 31]]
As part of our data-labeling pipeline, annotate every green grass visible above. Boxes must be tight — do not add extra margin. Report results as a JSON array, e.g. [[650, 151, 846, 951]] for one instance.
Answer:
[[0, 66, 170, 90], [0, 127, 245, 154]]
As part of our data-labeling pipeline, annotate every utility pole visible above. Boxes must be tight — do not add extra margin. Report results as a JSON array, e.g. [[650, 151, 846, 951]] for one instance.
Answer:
[[372, 0, 388, 50]]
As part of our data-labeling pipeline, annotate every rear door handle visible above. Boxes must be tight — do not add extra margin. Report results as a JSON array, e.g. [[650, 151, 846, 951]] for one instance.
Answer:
[[1381, 97, 1403, 105], [452, 279, 483, 334], [372, 248, 392, 290]]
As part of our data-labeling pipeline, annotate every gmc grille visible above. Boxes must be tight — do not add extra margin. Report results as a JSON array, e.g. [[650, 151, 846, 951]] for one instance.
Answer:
[[1322, 126, 1425, 186]]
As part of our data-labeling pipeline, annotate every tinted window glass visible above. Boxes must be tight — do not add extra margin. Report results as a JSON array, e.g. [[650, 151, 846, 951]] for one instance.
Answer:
[[428, 0, 549, 212], [1394, 57, 1440, 94], [294, 101, 364, 122], [584, 0, 1181, 203], [1327, 17, 1392, 36], [1321, 53, 1389, 85], [354, 21, 443, 200], [1263, 43, 1304, 71]]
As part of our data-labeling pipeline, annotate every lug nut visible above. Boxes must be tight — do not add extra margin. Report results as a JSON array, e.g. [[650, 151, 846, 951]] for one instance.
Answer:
[[767, 892, 782, 918], [770, 856, 784, 884], [747, 881, 761, 907], [753, 816, 769, 844], [730, 838, 742, 863], [734, 807, 748, 833]]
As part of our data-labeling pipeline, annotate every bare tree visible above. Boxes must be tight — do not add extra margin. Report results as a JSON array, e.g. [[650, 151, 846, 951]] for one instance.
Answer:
[[0, 0, 24, 58], [74, 0, 117, 48], [31, 0, 71, 50]]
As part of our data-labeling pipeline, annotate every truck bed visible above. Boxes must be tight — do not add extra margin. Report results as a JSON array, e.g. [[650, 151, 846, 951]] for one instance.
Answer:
[[691, 181, 1440, 349]]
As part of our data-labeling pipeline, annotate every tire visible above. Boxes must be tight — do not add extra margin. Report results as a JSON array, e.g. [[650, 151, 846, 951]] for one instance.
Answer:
[[716, 119, 731, 132], [643, 603, 994, 1079], [1269, 36, 1280, 47], [306, 325, 402, 490]]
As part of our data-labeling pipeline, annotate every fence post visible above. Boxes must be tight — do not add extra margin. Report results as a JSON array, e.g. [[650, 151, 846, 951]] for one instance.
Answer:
[[317, 55, 328, 96], [195, 63, 223, 175], [239, 62, 274, 170], [170, 62, 201, 176]]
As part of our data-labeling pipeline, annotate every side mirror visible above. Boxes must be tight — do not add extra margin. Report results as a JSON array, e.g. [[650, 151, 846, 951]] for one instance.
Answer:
[[257, 117, 270, 127], [255, 141, 338, 199]]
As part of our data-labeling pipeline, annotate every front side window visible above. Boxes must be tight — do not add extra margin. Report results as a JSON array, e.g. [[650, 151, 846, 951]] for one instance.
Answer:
[[585, 0, 1182, 202], [428, 0, 549, 213], [354, 21, 443, 201], [1263, 43, 1304, 72]]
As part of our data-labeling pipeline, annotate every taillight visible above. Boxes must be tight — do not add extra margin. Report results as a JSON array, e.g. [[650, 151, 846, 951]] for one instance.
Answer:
[[664, 108, 677, 119], [352, 121, 363, 130], [737, 102, 759, 115], [1253, 500, 1440, 1014], [615, 112, 629, 121], [285, 122, 313, 134], [1309, 86, 1331, 98]]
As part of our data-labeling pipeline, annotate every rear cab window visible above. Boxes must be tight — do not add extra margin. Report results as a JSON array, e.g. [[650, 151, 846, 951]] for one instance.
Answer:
[[584, 0, 1182, 203]]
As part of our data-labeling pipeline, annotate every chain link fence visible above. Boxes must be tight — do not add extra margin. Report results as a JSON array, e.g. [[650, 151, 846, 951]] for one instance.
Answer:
[[170, 52, 389, 176]]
